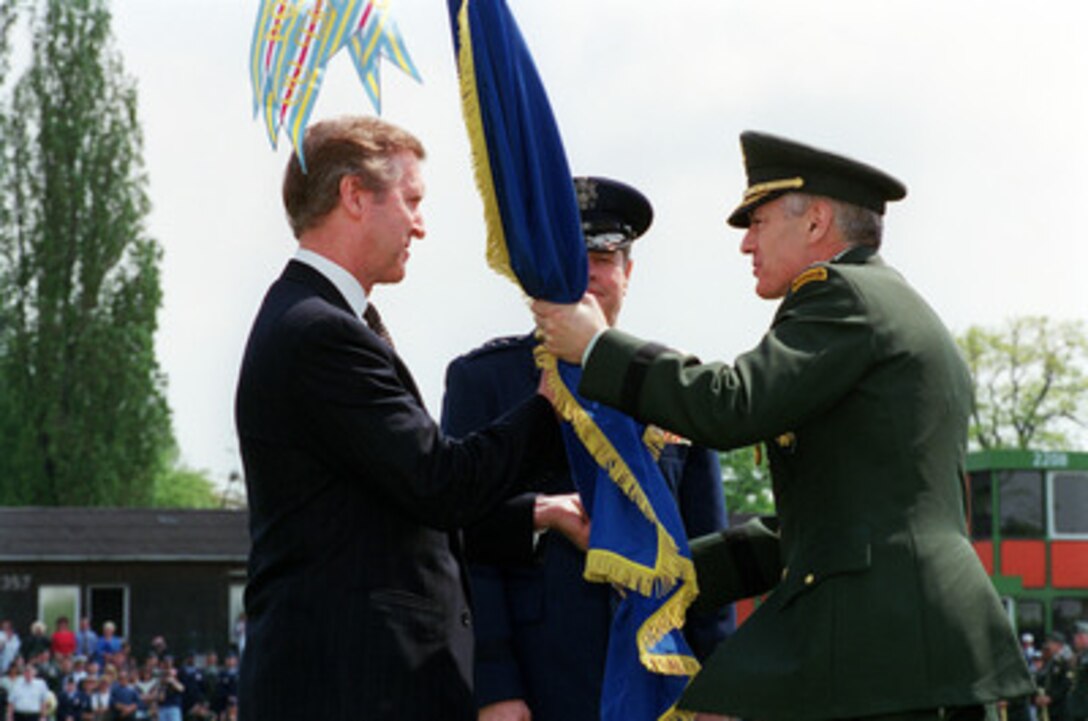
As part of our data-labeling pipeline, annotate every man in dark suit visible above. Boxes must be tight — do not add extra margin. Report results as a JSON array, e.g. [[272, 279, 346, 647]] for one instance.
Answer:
[[533, 132, 1034, 721], [234, 116, 578, 721], [442, 177, 732, 721]]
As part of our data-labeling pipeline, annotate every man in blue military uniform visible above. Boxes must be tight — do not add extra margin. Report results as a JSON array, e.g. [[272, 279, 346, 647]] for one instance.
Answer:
[[533, 134, 1034, 721], [441, 176, 731, 721]]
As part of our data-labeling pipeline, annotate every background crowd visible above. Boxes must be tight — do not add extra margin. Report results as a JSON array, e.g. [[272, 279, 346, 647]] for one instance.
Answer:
[[0, 617, 238, 721], [1007, 623, 1088, 721]]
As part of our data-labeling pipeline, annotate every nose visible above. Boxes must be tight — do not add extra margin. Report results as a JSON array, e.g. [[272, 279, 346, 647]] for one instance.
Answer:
[[412, 212, 426, 240], [740, 229, 756, 255]]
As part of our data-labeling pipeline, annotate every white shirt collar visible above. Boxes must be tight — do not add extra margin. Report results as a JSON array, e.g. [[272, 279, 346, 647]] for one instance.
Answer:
[[293, 248, 368, 317]]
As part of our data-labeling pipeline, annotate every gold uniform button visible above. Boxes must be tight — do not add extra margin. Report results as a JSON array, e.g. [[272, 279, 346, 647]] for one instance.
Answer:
[[804, 573, 815, 585]]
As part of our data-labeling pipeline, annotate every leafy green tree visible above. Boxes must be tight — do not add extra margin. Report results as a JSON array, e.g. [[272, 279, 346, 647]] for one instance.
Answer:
[[957, 316, 1088, 451], [0, 0, 173, 505], [152, 448, 219, 509], [720, 446, 774, 515]]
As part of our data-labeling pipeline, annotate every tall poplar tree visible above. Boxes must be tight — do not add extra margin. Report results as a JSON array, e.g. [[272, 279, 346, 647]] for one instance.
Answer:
[[0, 0, 173, 505]]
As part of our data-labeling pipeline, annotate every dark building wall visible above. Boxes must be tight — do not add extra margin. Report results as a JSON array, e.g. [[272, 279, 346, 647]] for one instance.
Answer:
[[0, 562, 245, 659], [0, 568, 37, 631], [133, 563, 245, 657]]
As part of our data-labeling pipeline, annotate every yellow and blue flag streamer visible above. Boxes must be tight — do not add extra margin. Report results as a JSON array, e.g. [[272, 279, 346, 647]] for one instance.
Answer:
[[448, 1, 700, 718], [248, 0, 421, 170]]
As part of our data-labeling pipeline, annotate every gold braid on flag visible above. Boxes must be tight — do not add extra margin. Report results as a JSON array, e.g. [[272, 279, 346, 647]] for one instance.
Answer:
[[535, 345, 700, 682], [660, 699, 697, 721], [453, 0, 517, 287]]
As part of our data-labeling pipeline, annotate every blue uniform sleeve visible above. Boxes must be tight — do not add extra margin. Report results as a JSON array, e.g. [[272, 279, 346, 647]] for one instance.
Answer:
[[467, 564, 528, 708]]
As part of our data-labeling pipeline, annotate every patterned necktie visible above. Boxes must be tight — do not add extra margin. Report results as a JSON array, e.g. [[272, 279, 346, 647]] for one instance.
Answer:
[[363, 302, 395, 349]]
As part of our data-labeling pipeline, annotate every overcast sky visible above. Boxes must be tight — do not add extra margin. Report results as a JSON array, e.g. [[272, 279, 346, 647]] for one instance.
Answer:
[[92, 0, 1088, 483]]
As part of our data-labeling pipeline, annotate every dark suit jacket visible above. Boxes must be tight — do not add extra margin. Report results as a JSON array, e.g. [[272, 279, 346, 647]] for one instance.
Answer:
[[578, 248, 1034, 720], [441, 333, 731, 721], [235, 261, 561, 721]]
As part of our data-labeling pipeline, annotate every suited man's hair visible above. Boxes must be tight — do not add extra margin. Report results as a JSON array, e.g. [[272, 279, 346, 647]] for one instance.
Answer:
[[782, 193, 883, 249], [283, 116, 426, 238]]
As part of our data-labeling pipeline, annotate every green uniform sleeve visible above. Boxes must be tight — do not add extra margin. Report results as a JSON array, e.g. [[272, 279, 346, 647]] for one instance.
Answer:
[[689, 516, 783, 614], [579, 265, 877, 450]]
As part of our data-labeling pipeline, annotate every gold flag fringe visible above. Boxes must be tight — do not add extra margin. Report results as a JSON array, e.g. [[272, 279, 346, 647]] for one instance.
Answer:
[[535, 345, 701, 685], [454, 0, 518, 288]]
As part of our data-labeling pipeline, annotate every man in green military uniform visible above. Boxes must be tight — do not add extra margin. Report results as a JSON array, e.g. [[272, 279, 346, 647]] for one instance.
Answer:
[[533, 131, 1034, 721], [1069, 622, 1088, 721], [1035, 631, 1074, 721]]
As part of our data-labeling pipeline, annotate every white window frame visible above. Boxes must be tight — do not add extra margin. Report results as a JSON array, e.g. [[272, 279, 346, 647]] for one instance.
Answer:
[[1047, 469, 1088, 540]]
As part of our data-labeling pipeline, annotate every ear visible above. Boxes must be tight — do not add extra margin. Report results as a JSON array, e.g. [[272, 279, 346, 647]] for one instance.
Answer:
[[806, 199, 834, 243], [339, 175, 367, 219]]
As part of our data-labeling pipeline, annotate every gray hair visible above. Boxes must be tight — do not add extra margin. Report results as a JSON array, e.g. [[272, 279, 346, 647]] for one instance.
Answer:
[[782, 193, 883, 249]]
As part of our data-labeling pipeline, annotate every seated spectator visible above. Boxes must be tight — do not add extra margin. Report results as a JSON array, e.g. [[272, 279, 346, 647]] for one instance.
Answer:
[[132, 665, 158, 721], [157, 665, 185, 721], [74, 619, 97, 661], [147, 636, 169, 663], [54, 654, 76, 689], [69, 656, 87, 687], [116, 640, 132, 670], [0, 661, 20, 700], [211, 654, 239, 721], [51, 617, 77, 659], [179, 653, 212, 720], [55, 675, 83, 721], [93, 622, 123, 666], [110, 668, 141, 719], [30, 649, 60, 693], [89, 673, 112, 720], [76, 676, 97, 721], [20, 621, 50, 662], [7, 663, 50, 721], [0, 621, 21, 673], [203, 651, 220, 682]]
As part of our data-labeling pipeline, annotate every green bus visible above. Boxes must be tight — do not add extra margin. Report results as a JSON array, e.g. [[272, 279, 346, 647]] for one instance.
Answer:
[[967, 449, 1088, 641]]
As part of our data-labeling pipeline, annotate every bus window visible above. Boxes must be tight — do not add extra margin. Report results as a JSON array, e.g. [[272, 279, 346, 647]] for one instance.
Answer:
[[1052, 597, 1088, 636], [1052, 471, 1088, 537], [1013, 598, 1045, 644], [999, 470, 1045, 538], [969, 471, 993, 539]]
